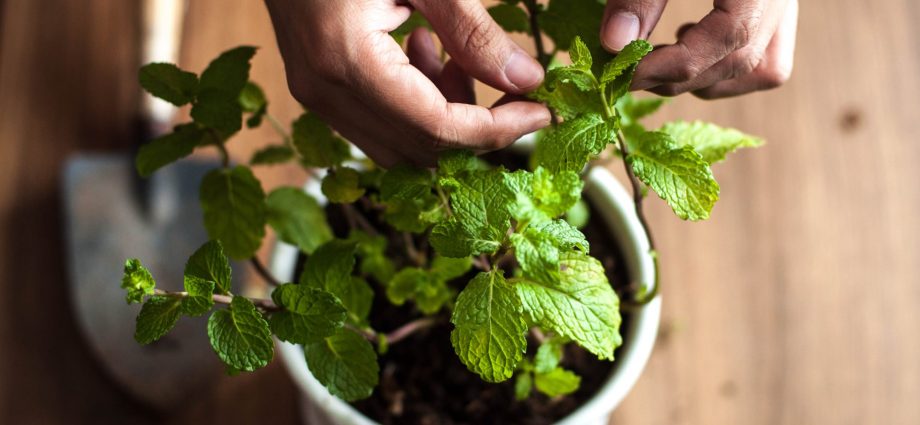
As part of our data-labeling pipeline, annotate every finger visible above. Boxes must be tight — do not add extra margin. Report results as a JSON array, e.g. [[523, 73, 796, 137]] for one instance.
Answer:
[[407, 27, 443, 81], [692, 0, 797, 99], [438, 59, 475, 104], [648, 0, 789, 95], [411, 0, 544, 93], [601, 0, 670, 52], [352, 32, 550, 152], [631, 0, 768, 91], [676, 22, 695, 39]]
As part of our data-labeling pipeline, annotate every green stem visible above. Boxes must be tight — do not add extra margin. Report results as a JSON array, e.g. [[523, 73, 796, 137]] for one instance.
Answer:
[[153, 289, 280, 312]]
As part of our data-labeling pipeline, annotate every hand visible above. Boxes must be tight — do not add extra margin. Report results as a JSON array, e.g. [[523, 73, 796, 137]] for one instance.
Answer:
[[263, 0, 551, 167], [601, 0, 798, 99]]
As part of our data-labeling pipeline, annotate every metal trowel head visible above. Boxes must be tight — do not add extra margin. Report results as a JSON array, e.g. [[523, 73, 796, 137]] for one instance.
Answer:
[[63, 154, 242, 411]]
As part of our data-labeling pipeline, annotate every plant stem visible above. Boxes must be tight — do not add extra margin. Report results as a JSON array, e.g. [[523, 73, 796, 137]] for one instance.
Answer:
[[523, 0, 550, 68], [250, 256, 281, 287], [153, 289, 280, 312], [357, 317, 441, 346], [341, 203, 378, 236], [613, 130, 661, 305], [265, 112, 291, 143], [403, 232, 425, 266]]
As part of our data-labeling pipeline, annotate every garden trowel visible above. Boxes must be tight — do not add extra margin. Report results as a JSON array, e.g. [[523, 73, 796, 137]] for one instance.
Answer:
[[62, 0, 240, 411]]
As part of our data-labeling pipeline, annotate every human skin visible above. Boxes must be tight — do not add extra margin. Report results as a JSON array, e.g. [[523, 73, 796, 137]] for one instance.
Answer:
[[264, 0, 797, 166]]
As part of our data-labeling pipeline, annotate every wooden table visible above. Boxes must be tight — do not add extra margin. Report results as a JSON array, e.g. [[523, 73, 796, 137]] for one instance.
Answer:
[[1, 0, 917, 423]]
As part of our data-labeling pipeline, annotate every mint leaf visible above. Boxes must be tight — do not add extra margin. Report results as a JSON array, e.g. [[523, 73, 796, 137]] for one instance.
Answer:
[[382, 197, 444, 233], [191, 90, 242, 136], [250, 144, 294, 165], [564, 199, 590, 229], [198, 46, 257, 97], [339, 277, 374, 325], [292, 112, 350, 168], [138, 63, 198, 106], [239, 82, 267, 128], [135, 123, 205, 177], [599, 39, 653, 85], [135, 296, 182, 344], [534, 113, 614, 173], [534, 339, 564, 374], [200, 166, 267, 259], [304, 328, 379, 401], [534, 367, 581, 397], [299, 240, 356, 291], [451, 271, 527, 382], [349, 230, 396, 283], [386, 260, 462, 315], [531, 80, 604, 120], [627, 131, 719, 220], [515, 372, 534, 400], [322, 167, 366, 203], [431, 170, 515, 258], [659, 120, 764, 164], [207, 296, 273, 372], [616, 93, 665, 127], [430, 256, 472, 281], [532, 167, 583, 217], [180, 276, 215, 316], [539, 0, 610, 68], [437, 150, 479, 177], [122, 258, 155, 304], [380, 165, 433, 201], [266, 187, 333, 254], [488, 4, 529, 33], [184, 240, 232, 294], [270, 283, 347, 344], [568, 37, 593, 70], [518, 252, 621, 360], [386, 267, 428, 306], [511, 215, 587, 282]]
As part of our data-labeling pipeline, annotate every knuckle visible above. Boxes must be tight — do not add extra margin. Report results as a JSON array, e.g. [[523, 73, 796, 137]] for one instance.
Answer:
[[759, 63, 792, 89], [458, 12, 494, 57], [729, 49, 763, 78], [651, 84, 685, 97]]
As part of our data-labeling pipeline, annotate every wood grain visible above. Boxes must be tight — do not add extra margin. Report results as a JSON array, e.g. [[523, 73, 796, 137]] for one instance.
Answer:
[[0, 0, 917, 424]]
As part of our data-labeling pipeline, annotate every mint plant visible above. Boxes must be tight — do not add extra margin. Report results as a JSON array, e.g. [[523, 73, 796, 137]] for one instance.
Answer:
[[121, 0, 761, 406]]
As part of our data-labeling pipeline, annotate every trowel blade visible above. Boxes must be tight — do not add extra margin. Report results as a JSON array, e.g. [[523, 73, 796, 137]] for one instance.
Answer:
[[62, 154, 242, 411]]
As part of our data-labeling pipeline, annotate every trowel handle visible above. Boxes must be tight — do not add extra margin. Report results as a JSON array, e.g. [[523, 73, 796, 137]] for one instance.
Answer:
[[140, 0, 187, 130]]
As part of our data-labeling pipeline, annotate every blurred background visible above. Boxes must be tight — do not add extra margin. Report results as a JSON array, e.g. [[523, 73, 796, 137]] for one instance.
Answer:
[[0, 0, 918, 424]]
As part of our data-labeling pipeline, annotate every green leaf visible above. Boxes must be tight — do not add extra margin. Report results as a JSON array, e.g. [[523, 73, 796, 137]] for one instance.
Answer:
[[568, 37, 593, 70], [138, 63, 198, 106], [539, 0, 610, 69], [304, 328, 379, 401], [514, 372, 533, 400], [517, 252, 621, 360], [382, 197, 443, 233], [511, 216, 588, 283], [199, 166, 267, 259], [292, 112, 351, 168], [386, 267, 428, 306], [191, 89, 242, 136], [322, 167, 366, 204], [180, 276, 215, 316], [207, 296, 273, 372], [184, 240, 233, 294], [349, 230, 396, 283], [387, 266, 456, 315], [532, 167, 583, 217], [488, 4, 529, 33], [135, 123, 205, 177], [431, 170, 515, 258], [531, 79, 605, 120], [430, 256, 472, 281], [564, 199, 590, 229], [269, 283, 347, 344], [534, 113, 614, 173], [451, 271, 527, 382], [339, 277, 374, 325], [266, 187, 333, 254], [380, 165, 433, 201], [627, 131, 719, 220], [616, 93, 665, 127], [659, 120, 764, 164], [534, 339, 564, 374], [198, 46, 257, 97], [122, 258, 155, 304], [251, 144, 295, 165], [534, 368, 581, 397], [437, 150, 479, 177], [135, 296, 182, 344], [599, 39, 653, 85], [299, 239, 357, 291], [238, 81, 266, 113]]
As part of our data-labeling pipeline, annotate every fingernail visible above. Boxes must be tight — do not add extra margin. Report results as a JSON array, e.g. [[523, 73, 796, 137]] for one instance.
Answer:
[[504, 51, 544, 91], [604, 13, 640, 52]]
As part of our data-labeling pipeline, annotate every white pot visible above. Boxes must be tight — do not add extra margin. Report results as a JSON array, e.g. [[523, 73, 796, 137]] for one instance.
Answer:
[[268, 151, 661, 425]]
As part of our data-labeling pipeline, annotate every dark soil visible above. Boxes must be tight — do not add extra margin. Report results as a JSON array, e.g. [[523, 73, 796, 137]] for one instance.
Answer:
[[298, 152, 633, 425]]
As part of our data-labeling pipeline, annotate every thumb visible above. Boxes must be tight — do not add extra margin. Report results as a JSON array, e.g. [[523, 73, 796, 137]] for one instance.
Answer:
[[601, 0, 669, 52], [411, 0, 544, 94]]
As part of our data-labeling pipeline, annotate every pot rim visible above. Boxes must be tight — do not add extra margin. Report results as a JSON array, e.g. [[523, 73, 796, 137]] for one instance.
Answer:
[[269, 150, 660, 425]]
